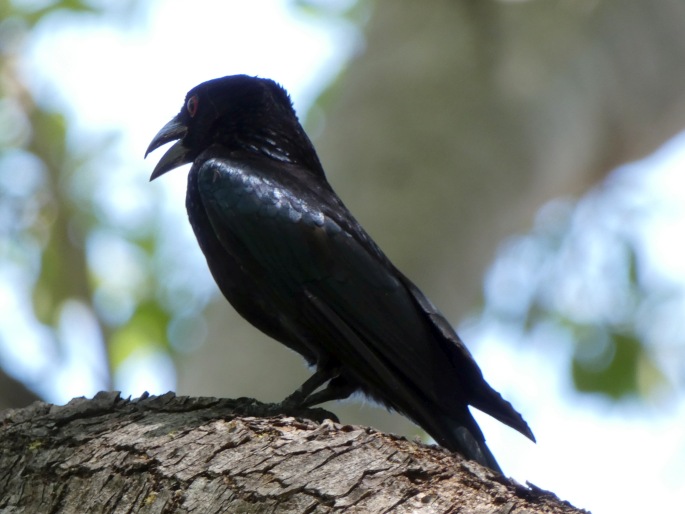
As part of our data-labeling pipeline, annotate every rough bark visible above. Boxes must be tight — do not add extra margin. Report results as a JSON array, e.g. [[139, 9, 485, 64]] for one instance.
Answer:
[[0, 392, 587, 513]]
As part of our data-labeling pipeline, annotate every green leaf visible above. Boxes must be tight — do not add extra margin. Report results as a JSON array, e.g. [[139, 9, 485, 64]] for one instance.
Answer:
[[109, 301, 170, 368], [572, 331, 641, 399]]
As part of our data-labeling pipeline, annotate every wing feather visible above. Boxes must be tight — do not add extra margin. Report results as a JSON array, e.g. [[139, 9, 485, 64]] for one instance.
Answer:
[[196, 152, 533, 444]]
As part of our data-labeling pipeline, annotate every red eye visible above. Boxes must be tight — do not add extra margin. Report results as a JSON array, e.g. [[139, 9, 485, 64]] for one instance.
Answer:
[[186, 95, 199, 117]]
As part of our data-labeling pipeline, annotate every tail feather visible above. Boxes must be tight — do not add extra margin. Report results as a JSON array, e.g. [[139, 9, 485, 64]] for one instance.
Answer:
[[469, 384, 536, 443], [449, 424, 502, 473]]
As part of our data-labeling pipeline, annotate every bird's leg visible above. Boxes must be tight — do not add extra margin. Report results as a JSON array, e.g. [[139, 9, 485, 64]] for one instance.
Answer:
[[281, 366, 337, 407], [298, 376, 356, 408]]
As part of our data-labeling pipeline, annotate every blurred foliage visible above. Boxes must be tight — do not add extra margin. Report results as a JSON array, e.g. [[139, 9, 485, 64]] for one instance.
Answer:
[[572, 330, 642, 399], [484, 176, 676, 401], [0, 0, 95, 26], [0, 1, 106, 401], [0, 0, 178, 401], [294, 0, 373, 24]]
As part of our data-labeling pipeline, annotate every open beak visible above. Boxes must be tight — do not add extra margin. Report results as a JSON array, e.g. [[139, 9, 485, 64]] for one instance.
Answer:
[[145, 116, 191, 181]]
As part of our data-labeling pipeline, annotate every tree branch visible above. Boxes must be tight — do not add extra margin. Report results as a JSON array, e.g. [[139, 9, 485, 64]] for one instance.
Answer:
[[0, 392, 587, 513]]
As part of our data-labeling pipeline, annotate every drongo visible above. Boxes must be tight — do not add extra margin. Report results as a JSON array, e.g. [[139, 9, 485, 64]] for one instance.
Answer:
[[146, 75, 534, 472]]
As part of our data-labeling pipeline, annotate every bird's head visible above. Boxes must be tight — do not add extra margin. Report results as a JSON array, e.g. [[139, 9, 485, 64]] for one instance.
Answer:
[[145, 74, 322, 180]]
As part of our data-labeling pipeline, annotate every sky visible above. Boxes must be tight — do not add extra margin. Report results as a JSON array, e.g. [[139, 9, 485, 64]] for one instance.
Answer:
[[5, 1, 684, 512]]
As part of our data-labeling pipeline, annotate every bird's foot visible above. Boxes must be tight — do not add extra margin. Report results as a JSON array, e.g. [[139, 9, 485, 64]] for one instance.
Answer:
[[233, 397, 339, 424], [281, 389, 307, 408]]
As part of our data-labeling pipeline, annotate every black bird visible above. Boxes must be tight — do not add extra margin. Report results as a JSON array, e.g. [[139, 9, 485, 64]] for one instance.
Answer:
[[145, 75, 534, 472]]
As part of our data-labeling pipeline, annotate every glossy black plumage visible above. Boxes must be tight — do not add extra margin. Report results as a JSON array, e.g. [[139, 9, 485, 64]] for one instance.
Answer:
[[146, 75, 534, 472]]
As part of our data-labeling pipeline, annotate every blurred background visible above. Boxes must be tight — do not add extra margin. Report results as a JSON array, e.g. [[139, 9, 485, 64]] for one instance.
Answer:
[[1, 0, 684, 511]]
